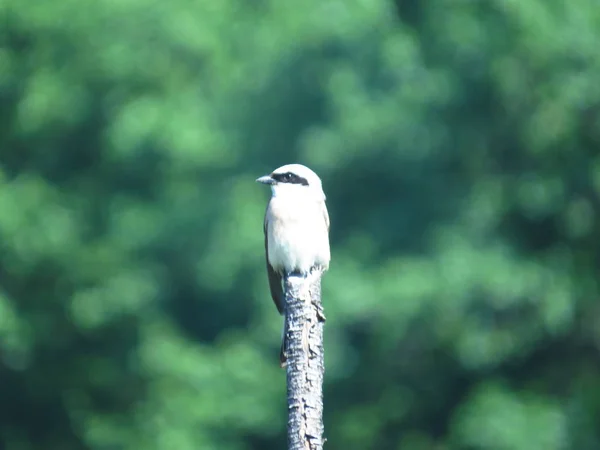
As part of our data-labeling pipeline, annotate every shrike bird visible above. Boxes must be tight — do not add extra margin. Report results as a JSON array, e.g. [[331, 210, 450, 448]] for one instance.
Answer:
[[256, 164, 330, 366]]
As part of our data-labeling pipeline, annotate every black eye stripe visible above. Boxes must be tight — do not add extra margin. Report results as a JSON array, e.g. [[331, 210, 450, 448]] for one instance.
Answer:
[[272, 172, 309, 186]]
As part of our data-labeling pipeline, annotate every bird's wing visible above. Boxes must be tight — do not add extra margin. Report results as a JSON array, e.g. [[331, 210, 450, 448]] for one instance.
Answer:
[[264, 206, 285, 315], [322, 201, 330, 231]]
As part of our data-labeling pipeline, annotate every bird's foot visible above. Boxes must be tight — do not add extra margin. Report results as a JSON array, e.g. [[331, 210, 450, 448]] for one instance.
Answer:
[[309, 265, 325, 276], [285, 270, 306, 280]]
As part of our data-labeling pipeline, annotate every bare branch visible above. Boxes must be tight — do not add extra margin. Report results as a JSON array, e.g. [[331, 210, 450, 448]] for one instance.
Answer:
[[284, 269, 326, 450]]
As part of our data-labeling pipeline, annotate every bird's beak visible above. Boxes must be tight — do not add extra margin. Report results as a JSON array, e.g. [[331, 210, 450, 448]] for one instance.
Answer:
[[256, 175, 275, 185]]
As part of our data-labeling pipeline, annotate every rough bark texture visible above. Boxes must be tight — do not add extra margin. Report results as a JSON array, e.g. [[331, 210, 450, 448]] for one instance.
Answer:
[[284, 269, 326, 450]]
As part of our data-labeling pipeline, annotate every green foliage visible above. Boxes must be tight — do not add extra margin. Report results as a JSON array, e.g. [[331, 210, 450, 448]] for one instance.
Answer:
[[1, 0, 599, 449]]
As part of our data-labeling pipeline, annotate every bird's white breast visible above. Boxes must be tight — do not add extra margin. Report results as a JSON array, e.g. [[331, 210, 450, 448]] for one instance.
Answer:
[[266, 195, 330, 274]]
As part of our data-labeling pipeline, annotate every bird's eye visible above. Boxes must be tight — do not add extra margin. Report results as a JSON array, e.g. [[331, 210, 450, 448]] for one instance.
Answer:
[[285, 173, 293, 181]]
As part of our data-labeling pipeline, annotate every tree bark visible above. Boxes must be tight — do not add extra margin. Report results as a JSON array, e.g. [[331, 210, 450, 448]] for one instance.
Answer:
[[284, 269, 326, 450]]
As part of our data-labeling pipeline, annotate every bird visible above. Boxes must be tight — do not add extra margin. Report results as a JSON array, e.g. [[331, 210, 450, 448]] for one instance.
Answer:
[[256, 164, 330, 367]]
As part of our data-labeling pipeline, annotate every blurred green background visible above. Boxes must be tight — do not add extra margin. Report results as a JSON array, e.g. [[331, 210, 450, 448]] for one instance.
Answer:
[[1, 0, 600, 449]]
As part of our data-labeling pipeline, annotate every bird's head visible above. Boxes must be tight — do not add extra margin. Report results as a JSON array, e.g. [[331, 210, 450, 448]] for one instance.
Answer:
[[256, 164, 326, 201]]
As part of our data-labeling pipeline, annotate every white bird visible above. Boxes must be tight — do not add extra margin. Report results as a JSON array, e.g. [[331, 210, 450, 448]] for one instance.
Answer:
[[256, 164, 330, 366]]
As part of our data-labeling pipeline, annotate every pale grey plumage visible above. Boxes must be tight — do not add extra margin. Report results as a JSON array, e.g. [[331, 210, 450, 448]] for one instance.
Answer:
[[256, 164, 330, 366]]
